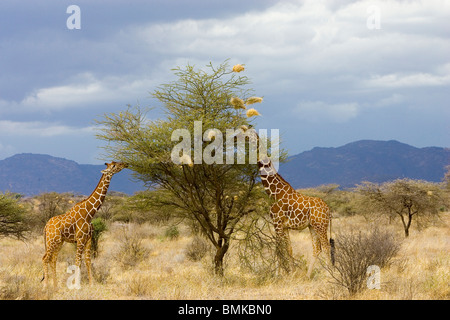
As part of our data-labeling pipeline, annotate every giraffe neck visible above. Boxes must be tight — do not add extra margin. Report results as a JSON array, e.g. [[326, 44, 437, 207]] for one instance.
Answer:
[[247, 128, 295, 201], [84, 173, 112, 220], [259, 156, 296, 201]]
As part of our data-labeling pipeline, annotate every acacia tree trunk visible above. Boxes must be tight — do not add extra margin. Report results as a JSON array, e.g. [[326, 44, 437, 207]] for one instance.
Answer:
[[398, 208, 414, 237], [214, 238, 229, 276]]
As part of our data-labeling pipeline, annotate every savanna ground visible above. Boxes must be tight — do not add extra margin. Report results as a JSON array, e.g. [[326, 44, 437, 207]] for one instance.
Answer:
[[0, 209, 448, 300]]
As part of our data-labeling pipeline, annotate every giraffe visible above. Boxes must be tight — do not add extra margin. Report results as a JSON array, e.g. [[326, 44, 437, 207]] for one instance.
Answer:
[[42, 161, 128, 289], [240, 126, 334, 277]]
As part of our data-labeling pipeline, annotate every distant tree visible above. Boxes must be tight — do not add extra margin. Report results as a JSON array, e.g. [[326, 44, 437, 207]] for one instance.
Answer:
[[444, 165, 450, 190], [122, 190, 180, 224], [97, 192, 128, 221], [35, 192, 72, 229], [357, 179, 447, 237], [300, 184, 358, 216], [0, 193, 29, 239], [96, 60, 270, 276]]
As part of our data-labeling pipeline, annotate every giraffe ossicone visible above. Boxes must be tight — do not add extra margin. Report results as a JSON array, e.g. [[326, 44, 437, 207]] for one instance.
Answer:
[[42, 161, 128, 289]]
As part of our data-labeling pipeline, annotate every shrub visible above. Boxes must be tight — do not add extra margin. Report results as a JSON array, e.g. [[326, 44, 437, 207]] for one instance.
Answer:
[[91, 217, 108, 258], [114, 226, 149, 269], [185, 236, 209, 262], [237, 214, 306, 278], [0, 192, 30, 239], [324, 227, 401, 295], [164, 225, 180, 240]]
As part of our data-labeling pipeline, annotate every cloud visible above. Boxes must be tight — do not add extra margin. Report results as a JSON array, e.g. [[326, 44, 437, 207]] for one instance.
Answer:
[[1, 0, 449, 162], [295, 100, 359, 123], [0, 141, 15, 158], [0, 120, 95, 137], [0, 73, 157, 113], [363, 71, 450, 88], [375, 93, 405, 107], [132, 0, 448, 64], [109, 0, 449, 112], [3, 0, 448, 113]]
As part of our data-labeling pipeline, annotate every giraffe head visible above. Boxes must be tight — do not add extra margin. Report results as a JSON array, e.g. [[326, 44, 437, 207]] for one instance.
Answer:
[[237, 125, 259, 143], [237, 125, 278, 176], [101, 161, 128, 175]]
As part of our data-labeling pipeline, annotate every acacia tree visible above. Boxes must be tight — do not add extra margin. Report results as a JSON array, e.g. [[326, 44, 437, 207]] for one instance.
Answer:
[[0, 193, 29, 239], [34, 192, 72, 230], [96, 61, 266, 275], [444, 165, 450, 190], [357, 178, 447, 237]]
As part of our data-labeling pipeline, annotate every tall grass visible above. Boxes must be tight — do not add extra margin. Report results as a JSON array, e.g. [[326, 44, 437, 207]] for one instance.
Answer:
[[0, 212, 448, 300]]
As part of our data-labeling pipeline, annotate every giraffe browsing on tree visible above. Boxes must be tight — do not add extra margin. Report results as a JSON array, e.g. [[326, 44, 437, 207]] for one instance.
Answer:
[[42, 161, 128, 289], [240, 126, 334, 277]]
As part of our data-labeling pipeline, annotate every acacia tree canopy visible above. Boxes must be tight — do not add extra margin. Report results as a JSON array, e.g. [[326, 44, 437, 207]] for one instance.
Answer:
[[357, 178, 448, 237], [96, 61, 267, 275], [0, 193, 29, 239]]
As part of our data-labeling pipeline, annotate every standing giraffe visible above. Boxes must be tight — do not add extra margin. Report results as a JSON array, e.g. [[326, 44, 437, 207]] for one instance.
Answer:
[[240, 126, 334, 277], [42, 161, 128, 289]]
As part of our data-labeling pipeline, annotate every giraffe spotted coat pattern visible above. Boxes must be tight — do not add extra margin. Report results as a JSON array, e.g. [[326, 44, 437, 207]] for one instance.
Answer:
[[242, 127, 334, 277], [42, 161, 127, 289]]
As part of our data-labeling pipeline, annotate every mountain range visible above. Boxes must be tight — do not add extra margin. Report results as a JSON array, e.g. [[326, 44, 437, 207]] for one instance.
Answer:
[[0, 140, 448, 196], [0, 153, 144, 196], [279, 140, 449, 189]]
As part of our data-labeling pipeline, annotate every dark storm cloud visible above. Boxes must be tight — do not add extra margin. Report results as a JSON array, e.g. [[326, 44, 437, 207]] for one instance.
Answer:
[[0, 0, 448, 163]]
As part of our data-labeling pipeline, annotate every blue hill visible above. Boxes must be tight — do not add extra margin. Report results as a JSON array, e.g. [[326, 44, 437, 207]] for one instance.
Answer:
[[0, 153, 144, 196]]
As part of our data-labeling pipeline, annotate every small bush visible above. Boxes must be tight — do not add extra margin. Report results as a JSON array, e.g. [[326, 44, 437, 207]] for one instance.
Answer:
[[164, 225, 180, 240], [114, 226, 150, 269], [185, 236, 209, 261], [324, 227, 401, 295], [0, 273, 43, 300], [92, 258, 111, 284], [125, 273, 152, 297], [91, 218, 108, 258], [237, 215, 306, 278]]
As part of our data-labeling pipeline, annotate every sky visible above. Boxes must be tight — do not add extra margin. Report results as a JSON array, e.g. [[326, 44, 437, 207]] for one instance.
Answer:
[[0, 0, 449, 164]]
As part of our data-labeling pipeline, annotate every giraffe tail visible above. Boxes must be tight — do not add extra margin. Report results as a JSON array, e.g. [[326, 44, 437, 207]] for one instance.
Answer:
[[41, 252, 47, 282], [41, 227, 48, 282], [329, 238, 335, 266], [329, 214, 335, 266]]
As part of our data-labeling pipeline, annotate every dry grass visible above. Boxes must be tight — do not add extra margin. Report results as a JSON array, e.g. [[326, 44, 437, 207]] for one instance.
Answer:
[[0, 212, 448, 300]]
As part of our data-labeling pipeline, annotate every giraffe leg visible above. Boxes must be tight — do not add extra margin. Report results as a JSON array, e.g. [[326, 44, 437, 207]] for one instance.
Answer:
[[42, 224, 53, 289], [74, 240, 86, 287], [307, 226, 321, 278], [275, 228, 293, 256], [284, 229, 297, 272], [51, 255, 58, 289], [42, 252, 51, 289], [270, 204, 294, 273], [284, 228, 293, 258], [274, 227, 294, 273], [50, 243, 63, 290], [42, 236, 62, 290], [84, 238, 93, 285], [75, 240, 85, 268], [318, 228, 331, 265]]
